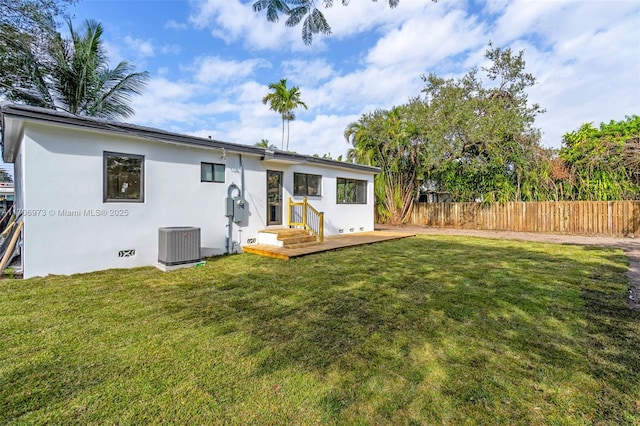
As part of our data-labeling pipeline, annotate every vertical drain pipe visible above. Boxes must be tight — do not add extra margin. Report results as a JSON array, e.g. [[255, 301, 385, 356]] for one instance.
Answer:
[[226, 155, 246, 254], [237, 154, 245, 253], [227, 182, 240, 254], [239, 154, 245, 199]]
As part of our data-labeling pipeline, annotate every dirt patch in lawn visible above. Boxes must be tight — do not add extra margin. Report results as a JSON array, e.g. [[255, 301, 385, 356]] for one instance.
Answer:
[[377, 225, 640, 311]]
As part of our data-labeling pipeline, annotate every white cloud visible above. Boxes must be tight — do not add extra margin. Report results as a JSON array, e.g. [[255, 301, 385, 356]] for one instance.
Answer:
[[290, 113, 361, 156], [303, 65, 420, 116], [188, 0, 303, 50], [102, 40, 124, 67], [160, 44, 181, 55], [123, 0, 639, 159], [230, 81, 272, 108], [281, 59, 336, 86], [124, 36, 155, 57], [366, 9, 487, 72], [321, 0, 437, 41], [524, 11, 640, 146], [191, 113, 360, 156], [129, 77, 204, 126], [165, 20, 188, 30], [489, 0, 567, 46], [191, 56, 271, 84]]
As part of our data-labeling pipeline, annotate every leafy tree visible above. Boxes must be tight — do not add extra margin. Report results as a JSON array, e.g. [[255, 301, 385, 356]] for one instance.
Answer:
[[2, 19, 149, 120], [346, 45, 547, 223], [0, 168, 12, 183], [312, 152, 336, 160], [262, 78, 307, 151], [422, 45, 545, 203], [560, 116, 640, 200], [0, 0, 75, 100], [1, 0, 76, 33], [253, 0, 437, 45], [518, 147, 568, 202], [623, 134, 640, 184], [346, 101, 429, 223]]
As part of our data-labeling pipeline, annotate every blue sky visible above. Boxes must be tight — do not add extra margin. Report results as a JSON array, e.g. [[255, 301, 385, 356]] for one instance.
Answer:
[[8, 0, 640, 168]]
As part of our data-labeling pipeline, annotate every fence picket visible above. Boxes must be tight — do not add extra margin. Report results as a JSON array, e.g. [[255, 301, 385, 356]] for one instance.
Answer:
[[400, 201, 640, 237]]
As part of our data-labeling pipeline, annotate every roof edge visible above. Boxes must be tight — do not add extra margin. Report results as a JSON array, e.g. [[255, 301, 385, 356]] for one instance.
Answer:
[[0, 103, 379, 173]]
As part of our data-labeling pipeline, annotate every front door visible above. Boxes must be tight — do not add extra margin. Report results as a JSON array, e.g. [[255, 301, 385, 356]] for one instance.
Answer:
[[266, 170, 283, 226]]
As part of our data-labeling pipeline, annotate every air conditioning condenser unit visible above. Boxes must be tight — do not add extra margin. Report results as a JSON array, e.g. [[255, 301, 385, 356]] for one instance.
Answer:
[[158, 227, 201, 265]]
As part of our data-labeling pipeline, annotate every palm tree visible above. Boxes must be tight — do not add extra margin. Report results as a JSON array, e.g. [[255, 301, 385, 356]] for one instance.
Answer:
[[344, 120, 371, 163], [255, 138, 278, 149], [3, 19, 148, 120], [252, 0, 411, 45], [49, 20, 149, 119], [344, 107, 423, 224], [262, 78, 307, 151]]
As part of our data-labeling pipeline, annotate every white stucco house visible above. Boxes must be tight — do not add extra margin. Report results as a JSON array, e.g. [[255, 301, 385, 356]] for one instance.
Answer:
[[0, 103, 379, 278]]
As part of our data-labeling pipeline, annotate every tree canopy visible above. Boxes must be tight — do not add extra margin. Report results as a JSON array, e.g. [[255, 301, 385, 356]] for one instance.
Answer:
[[1, 19, 149, 120], [0, 168, 12, 183], [559, 116, 640, 200], [255, 138, 278, 149], [0, 0, 76, 33], [253, 0, 437, 45], [422, 45, 545, 203], [346, 45, 639, 224], [346, 45, 549, 223], [1, 0, 74, 104], [346, 101, 428, 223]]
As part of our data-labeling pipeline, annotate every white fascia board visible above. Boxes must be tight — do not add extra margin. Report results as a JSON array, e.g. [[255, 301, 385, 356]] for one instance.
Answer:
[[1, 115, 24, 163]]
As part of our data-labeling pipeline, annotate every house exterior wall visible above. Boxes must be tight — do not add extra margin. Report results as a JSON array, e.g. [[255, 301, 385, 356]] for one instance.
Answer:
[[16, 122, 375, 278], [20, 123, 233, 278], [278, 164, 375, 235]]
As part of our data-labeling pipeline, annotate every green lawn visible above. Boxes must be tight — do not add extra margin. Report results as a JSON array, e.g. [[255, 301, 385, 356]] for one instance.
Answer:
[[1, 235, 639, 424]]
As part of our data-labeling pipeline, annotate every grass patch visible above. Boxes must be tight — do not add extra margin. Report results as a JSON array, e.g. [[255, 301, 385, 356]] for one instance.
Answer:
[[1, 235, 638, 424]]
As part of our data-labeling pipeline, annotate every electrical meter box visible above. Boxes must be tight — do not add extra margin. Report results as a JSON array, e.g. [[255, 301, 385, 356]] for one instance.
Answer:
[[226, 196, 245, 223]]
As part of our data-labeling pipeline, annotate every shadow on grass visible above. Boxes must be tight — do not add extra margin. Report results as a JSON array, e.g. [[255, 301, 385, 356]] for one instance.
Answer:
[[1, 236, 638, 424], [168, 236, 639, 423]]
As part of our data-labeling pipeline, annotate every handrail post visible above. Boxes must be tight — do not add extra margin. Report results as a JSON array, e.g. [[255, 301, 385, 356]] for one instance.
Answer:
[[302, 197, 307, 230], [319, 212, 324, 243], [287, 197, 292, 228]]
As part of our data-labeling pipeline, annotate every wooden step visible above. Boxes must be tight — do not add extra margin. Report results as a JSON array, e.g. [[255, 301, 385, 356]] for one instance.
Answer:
[[242, 245, 291, 260], [259, 228, 308, 238], [281, 235, 317, 246], [257, 228, 318, 248], [278, 232, 312, 241], [284, 241, 322, 249]]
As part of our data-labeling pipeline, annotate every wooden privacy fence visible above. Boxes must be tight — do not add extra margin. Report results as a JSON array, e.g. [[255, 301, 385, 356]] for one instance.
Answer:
[[410, 201, 640, 237]]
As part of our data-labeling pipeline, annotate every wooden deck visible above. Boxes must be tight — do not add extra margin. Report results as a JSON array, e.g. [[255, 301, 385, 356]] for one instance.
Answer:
[[242, 230, 415, 260]]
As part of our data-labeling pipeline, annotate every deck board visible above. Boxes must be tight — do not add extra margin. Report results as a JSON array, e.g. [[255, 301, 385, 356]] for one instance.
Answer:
[[242, 231, 415, 259]]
